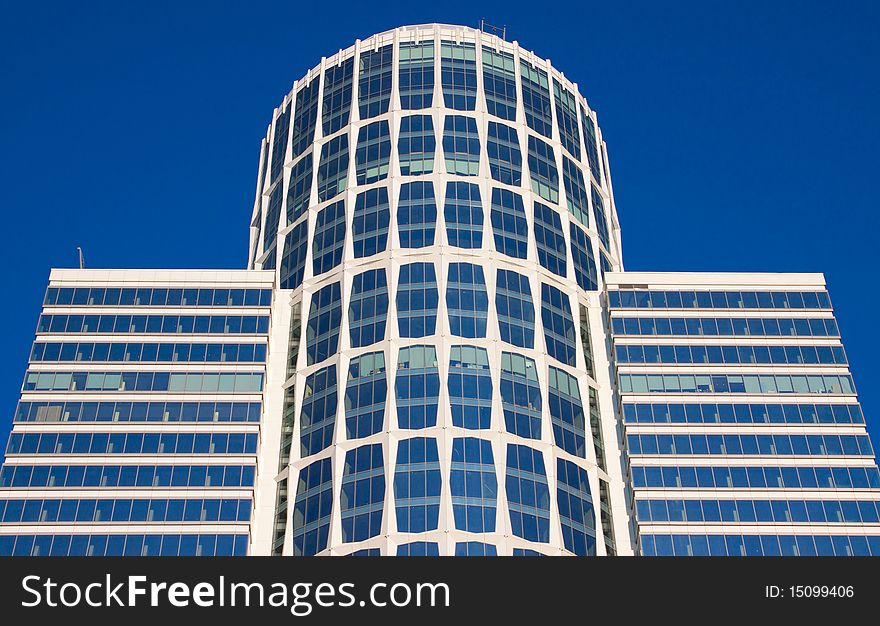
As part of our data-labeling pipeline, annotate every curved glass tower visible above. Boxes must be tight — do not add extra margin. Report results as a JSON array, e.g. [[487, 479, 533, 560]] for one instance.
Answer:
[[248, 24, 628, 556]]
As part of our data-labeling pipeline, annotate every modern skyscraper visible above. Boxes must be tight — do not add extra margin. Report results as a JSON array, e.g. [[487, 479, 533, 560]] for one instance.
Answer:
[[1, 24, 877, 556]]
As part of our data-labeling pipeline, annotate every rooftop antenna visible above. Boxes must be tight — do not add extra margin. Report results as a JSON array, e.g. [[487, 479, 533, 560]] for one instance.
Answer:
[[480, 18, 507, 41], [76, 247, 85, 269]]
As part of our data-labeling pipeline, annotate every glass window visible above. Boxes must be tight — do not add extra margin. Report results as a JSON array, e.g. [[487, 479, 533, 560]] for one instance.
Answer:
[[299, 365, 337, 457], [395, 346, 440, 429], [291, 76, 320, 158], [443, 115, 480, 176], [448, 346, 493, 429], [451, 437, 497, 532], [487, 121, 522, 185], [553, 79, 581, 160], [261, 183, 284, 259], [291, 459, 332, 556], [533, 201, 568, 277], [580, 106, 603, 184], [322, 57, 354, 135], [528, 136, 558, 203], [541, 283, 577, 366], [397, 181, 437, 248], [490, 188, 528, 259], [358, 45, 393, 119], [345, 352, 387, 439], [396, 263, 439, 338], [341, 444, 385, 542], [455, 542, 497, 556], [286, 153, 313, 225], [280, 221, 309, 290], [311, 200, 346, 276], [520, 61, 552, 137], [548, 367, 587, 458], [570, 223, 598, 291], [506, 444, 550, 542], [348, 269, 388, 348], [306, 282, 342, 365], [440, 41, 477, 110], [501, 353, 542, 440], [352, 187, 390, 258], [444, 181, 483, 248], [562, 156, 590, 227], [482, 48, 517, 120], [495, 269, 535, 348], [317, 135, 349, 202], [557, 458, 596, 555], [397, 541, 439, 556], [398, 115, 435, 175], [591, 185, 610, 251], [398, 41, 434, 110], [446, 263, 489, 338], [355, 120, 391, 184], [394, 437, 441, 532], [269, 105, 290, 184]]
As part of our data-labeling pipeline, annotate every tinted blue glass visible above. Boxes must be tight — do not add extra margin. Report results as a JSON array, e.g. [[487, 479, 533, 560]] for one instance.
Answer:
[[495, 269, 535, 348], [358, 45, 393, 119], [490, 188, 527, 259], [345, 352, 386, 439], [487, 122, 522, 185], [395, 346, 440, 429], [348, 269, 388, 348], [569, 223, 598, 291], [291, 76, 320, 158], [397, 181, 437, 248], [398, 41, 434, 110], [306, 282, 342, 364], [541, 284, 577, 366], [451, 438, 497, 532], [506, 444, 551, 542], [448, 346, 493, 429], [311, 200, 346, 275], [292, 458, 333, 556], [353, 187, 390, 258], [557, 458, 596, 555], [533, 202, 568, 277], [396, 263, 438, 338], [446, 263, 488, 338], [341, 444, 385, 542], [299, 365, 337, 456], [394, 437, 441, 532], [444, 181, 483, 248], [322, 57, 354, 135], [500, 353, 542, 440]]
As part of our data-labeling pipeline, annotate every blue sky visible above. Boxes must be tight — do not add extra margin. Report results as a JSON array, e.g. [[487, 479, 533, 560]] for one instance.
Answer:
[[1, 1, 878, 449]]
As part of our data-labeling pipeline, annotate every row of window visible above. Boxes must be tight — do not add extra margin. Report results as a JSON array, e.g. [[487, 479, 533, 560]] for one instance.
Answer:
[[0, 498, 252, 524], [300, 267, 583, 366], [641, 534, 878, 557], [6, 432, 258, 457], [622, 402, 865, 425], [279, 40, 603, 181], [626, 433, 874, 457], [298, 355, 591, 457], [631, 464, 880, 490], [14, 401, 263, 423], [0, 533, 249, 557], [0, 464, 256, 489], [610, 316, 839, 338], [608, 290, 831, 310], [44, 287, 272, 308], [291, 440, 596, 555], [37, 314, 270, 336], [30, 342, 268, 364], [619, 373, 855, 395], [615, 344, 847, 366], [635, 498, 880, 524], [22, 371, 264, 393]]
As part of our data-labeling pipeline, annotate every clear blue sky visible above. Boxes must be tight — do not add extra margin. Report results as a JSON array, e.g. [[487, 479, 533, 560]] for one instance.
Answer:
[[1, 1, 878, 450]]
